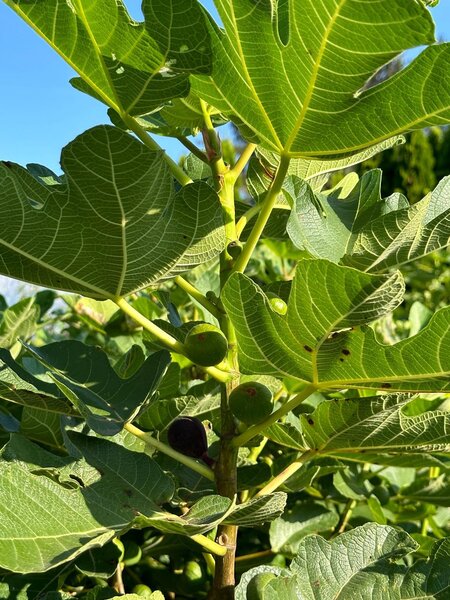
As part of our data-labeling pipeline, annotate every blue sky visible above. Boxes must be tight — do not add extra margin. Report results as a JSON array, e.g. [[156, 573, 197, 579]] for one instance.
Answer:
[[0, 1, 449, 173]]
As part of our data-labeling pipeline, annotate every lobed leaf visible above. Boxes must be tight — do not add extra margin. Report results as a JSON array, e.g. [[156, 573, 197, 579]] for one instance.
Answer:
[[0, 126, 225, 298], [224, 492, 287, 527], [222, 260, 450, 392], [24, 340, 170, 436], [287, 170, 450, 272], [134, 494, 234, 536], [302, 394, 450, 455], [4, 0, 211, 116], [0, 433, 174, 572], [193, 0, 450, 157]]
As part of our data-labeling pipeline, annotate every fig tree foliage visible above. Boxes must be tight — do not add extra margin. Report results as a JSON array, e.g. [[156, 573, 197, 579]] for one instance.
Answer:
[[0, 0, 449, 598]]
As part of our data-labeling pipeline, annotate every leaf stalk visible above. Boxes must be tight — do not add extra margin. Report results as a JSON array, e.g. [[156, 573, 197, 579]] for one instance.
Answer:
[[231, 384, 317, 448], [232, 154, 291, 273]]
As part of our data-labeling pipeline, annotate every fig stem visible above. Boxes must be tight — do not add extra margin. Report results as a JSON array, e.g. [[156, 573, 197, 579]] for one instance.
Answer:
[[232, 154, 291, 274], [176, 136, 209, 163], [231, 384, 317, 448], [115, 296, 186, 354], [191, 534, 228, 557], [120, 113, 193, 187], [228, 142, 258, 181], [114, 296, 233, 383], [125, 422, 215, 481], [255, 449, 316, 497], [235, 203, 262, 239], [174, 275, 223, 319]]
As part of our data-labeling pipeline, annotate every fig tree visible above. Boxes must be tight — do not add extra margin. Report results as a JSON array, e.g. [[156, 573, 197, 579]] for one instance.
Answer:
[[184, 323, 228, 366], [229, 382, 273, 425]]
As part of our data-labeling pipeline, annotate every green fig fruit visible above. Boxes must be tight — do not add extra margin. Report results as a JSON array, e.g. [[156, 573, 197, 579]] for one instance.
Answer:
[[184, 323, 228, 366], [229, 382, 273, 425], [266, 292, 287, 315], [132, 584, 153, 597], [227, 240, 243, 259], [247, 572, 277, 600], [183, 560, 205, 589]]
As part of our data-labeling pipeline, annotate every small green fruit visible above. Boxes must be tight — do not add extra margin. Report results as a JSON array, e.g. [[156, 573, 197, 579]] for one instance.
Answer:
[[229, 382, 273, 425], [227, 240, 243, 259], [184, 323, 228, 366], [183, 560, 205, 589], [266, 292, 287, 315], [132, 584, 153, 597], [247, 572, 277, 600]]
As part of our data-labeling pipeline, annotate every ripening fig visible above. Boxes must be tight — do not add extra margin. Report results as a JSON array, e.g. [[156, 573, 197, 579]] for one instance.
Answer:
[[266, 292, 287, 315], [167, 417, 213, 466], [184, 323, 228, 366], [229, 382, 273, 425]]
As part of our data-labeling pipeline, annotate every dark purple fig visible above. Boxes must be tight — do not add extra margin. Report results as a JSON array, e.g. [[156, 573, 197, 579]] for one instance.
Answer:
[[167, 417, 210, 462]]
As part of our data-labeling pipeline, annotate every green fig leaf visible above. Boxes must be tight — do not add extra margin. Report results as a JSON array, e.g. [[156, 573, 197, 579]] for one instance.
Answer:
[[5, 0, 212, 116], [24, 340, 170, 436], [0, 433, 174, 572], [193, 0, 450, 157], [222, 259, 450, 392], [0, 126, 225, 298]]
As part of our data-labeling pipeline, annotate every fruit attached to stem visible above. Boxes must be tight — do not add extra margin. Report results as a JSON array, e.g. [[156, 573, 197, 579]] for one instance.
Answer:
[[184, 323, 228, 366], [229, 382, 273, 425]]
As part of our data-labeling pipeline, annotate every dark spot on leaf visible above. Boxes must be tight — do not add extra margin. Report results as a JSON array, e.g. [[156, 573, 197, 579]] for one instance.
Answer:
[[304, 345, 313, 352], [339, 358, 344, 362], [381, 383, 392, 389], [342, 349, 350, 356], [123, 503, 131, 509], [307, 418, 314, 426], [124, 489, 133, 497]]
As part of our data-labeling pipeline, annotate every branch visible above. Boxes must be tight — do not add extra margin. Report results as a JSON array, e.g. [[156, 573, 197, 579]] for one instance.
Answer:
[[229, 143, 258, 180], [255, 449, 316, 497], [115, 296, 232, 383], [177, 136, 209, 163]]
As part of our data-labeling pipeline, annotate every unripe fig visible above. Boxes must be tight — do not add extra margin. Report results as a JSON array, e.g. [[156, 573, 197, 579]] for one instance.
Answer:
[[229, 382, 273, 425], [266, 292, 287, 315], [183, 560, 205, 589], [227, 240, 243, 259], [167, 416, 209, 460], [132, 584, 153, 597], [247, 572, 277, 600], [184, 323, 228, 366]]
